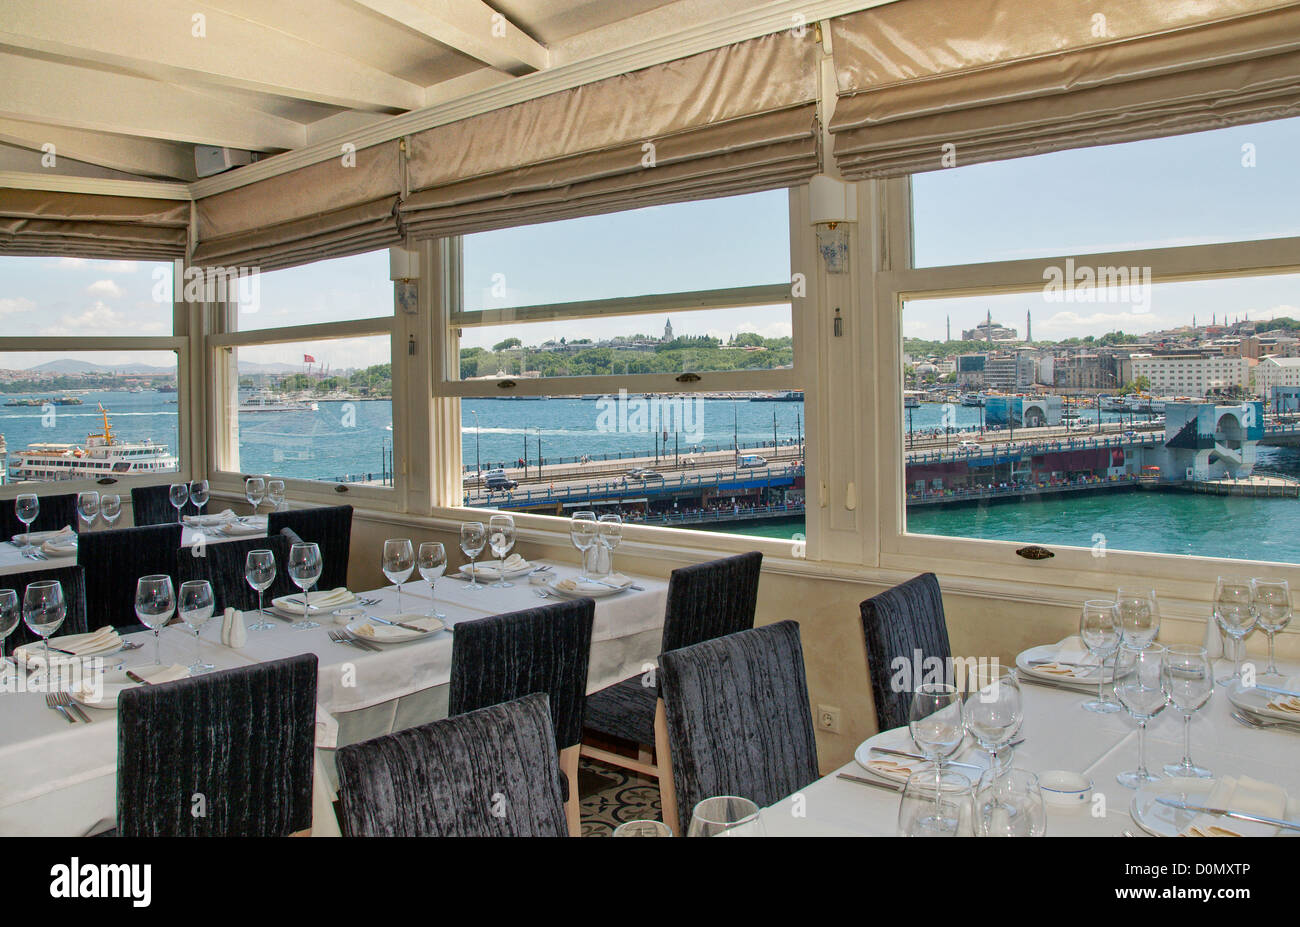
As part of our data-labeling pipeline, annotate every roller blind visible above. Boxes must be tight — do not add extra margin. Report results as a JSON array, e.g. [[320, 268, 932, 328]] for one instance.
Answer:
[[829, 0, 1300, 178], [0, 188, 188, 261]]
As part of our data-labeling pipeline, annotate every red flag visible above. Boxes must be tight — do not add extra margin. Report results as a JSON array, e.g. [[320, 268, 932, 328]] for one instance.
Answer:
[[303, 354, 316, 363]]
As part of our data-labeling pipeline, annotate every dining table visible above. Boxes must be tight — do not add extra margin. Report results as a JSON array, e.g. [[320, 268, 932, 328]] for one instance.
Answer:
[[0, 557, 669, 837]]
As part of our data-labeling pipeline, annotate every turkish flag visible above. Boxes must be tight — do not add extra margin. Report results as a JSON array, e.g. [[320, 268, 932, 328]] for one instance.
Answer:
[[303, 354, 316, 363]]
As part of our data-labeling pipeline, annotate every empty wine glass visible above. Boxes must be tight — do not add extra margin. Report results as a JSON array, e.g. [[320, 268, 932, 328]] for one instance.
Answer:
[[598, 513, 623, 574], [0, 588, 19, 663], [1115, 642, 1168, 789], [23, 580, 65, 670], [100, 493, 121, 526], [168, 482, 189, 521], [76, 491, 99, 532], [1162, 644, 1213, 779], [382, 539, 415, 613], [1252, 578, 1291, 678], [974, 767, 1046, 837], [687, 796, 765, 837], [898, 769, 975, 837], [612, 820, 673, 837], [418, 542, 447, 620], [134, 575, 175, 667], [189, 480, 210, 517], [286, 542, 322, 630], [245, 548, 277, 631], [1116, 587, 1160, 646], [963, 671, 1022, 772], [245, 477, 266, 515], [570, 511, 597, 579], [267, 479, 286, 512], [1080, 599, 1122, 713], [1214, 576, 1256, 688], [459, 522, 486, 591], [178, 579, 215, 673], [15, 494, 38, 559], [487, 514, 516, 588], [909, 682, 965, 803]]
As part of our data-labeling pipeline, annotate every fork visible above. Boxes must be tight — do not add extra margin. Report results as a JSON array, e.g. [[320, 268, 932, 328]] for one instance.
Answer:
[[52, 691, 91, 723], [45, 693, 76, 724], [329, 629, 379, 653], [1231, 708, 1300, 734]]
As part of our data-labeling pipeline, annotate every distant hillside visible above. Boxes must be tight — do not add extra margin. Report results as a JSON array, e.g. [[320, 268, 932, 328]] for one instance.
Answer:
[[28, 359, 173, 375]]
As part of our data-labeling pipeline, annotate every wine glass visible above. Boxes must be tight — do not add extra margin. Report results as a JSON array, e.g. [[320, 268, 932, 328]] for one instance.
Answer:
[[909, 682, 965, 802], [245, 548, 277, 631], [15, 493, 38, 559], [245, 477, 266, 515], [418, 542, 447, 620], [598, 513, 623, 574], [686, 796, 765, 837], [1116, 587, 1160, 646], [612, 820, 673, 837], [487, 514, 516, 588], [570, 511, 597, 580], [1161, 644, 1213, 779], [134, 575, 175, 667], [100, 493, 121, 527], [267, 479, 286, 512], [382, 539, 415, 614], [963, 671, 1022, 772], [168, 483, 190, 521], [1080, 599, 1122, 713], [974, 768, 1046, 837], [897, 769, 975, 837], [0, 588, 19, 664], [286, 542, 322, 630], [178, 579, 215, 673], [459, 522, 486, 591], [189, 480, 210, 517], [1115, 642, 1168, 789], [1251, 578, 1291, 678], [23, 580, 66, 670], [76, 491, 100, 532], [1214, 576, 1256, 688]]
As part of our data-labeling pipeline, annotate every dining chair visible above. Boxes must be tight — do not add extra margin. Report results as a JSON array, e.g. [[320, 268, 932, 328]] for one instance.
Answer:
[[268, 504, 353, 590], [116, 653, 318, 836], [77, 524, 182, 629], [659, 620, 819, 833], [449, 599, 595, 836], [581, 550, 762, 833], [176, 533, 296, 612], [0, 492, 78, 538], [336, 693, 568, 837], [130, 484, 198, 526], [1, 565, 89, 650], [859, 572, 953, 731]]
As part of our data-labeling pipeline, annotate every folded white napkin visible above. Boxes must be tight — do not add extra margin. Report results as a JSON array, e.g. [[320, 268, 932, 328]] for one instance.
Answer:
[[1265, 675, 1300, 715], [12, 525, 75, 546], [130, 663, 190, 685], [552, 572, 632, 594], [1032, 636, 1102, 679], [219, 519, 265, 536], [465, 553, 530, 579], [183, 509, 236, 526], [42, 529, 79, 555], [279, 587, 353, 612], [351, 615, 441, 639], [865, 757, 923, 783], [15, 625, 120, 661], [1181, 776, 1288, 837]]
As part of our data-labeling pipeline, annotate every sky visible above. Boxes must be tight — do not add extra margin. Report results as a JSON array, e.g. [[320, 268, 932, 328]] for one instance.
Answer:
[[1, 116, 1298, 367]]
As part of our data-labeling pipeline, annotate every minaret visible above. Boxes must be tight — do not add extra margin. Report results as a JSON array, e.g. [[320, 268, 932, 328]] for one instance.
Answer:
[[1026, 309, 1032, 343], [987, 309, 993, 343], [946, 316, 951, 342], [663, 318, 673, 342]]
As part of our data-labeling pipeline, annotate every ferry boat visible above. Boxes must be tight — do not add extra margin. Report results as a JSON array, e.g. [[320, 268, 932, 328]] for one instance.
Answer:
[[238, 390, 319, 413], [748, 390, 804, 402], [960, 393, 986, 407], [6, 405, 178, 481]]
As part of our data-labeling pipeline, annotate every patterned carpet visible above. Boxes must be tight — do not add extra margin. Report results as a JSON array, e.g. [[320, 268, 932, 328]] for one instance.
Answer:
[[578, 758, 663, 836]]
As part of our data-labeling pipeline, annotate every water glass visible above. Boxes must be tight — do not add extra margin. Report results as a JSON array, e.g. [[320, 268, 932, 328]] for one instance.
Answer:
[[178, 579, 215, 673], [382, 538, 415, 613], [418, 542, 447, 620], [459, 522, 487, 591], [1080, 599, 1122, 713], [598, 514, 623, 574], [570, 511, 597, 579], [1251, 578, 1291, 677], [686, 796, 765, 837], [100, 493, 122, 526], [963, 671, 1022, 771], [909, 683, 966, 788], [1214, 576, 1256, 688], [267, 479, 286, 512], [0, 588, 19, 661], [15, 494, 38, 558], [898, 769, 975, 837], [1115, 642, 1168, 789], [244, 548, 277, 631], [975, 768, 1046, 837], [487, 514, 516, 588], [134, 575, 175, 666], [189, 480, 210, 516], [23, 580, 65, 668], [1161, 644, 1213, 778], [1116, 587, 1160, 645], [76, 491, 100, 531], [245, 477, 266, 514], [286, 542, 322, 630], [168, 483, 189, 519]]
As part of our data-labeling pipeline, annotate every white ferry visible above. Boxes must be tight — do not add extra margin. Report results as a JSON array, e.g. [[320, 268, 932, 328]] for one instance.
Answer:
[[238, 390, 319, 413], [7, 406, 178, 481]]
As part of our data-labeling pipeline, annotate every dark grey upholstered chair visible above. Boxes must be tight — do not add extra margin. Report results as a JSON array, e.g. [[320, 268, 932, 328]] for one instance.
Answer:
[[1, 565, 89, 649], [659, 620, 819, 831], [0, 492, 78, 538], [859, 572, 952, 732], [336, 693, 567, 837], [116, 653, 318, 837], [584, 551, 763, 746], [449, 599, 595, 835], [77, 524, 182, 630], [176, 533, 297, 613], [267, 505, 353, 590], [130, 484, 199, 526]]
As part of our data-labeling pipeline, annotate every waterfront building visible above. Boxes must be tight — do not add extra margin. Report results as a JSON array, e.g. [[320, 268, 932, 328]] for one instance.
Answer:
[[1129, 352, 1249, 398]]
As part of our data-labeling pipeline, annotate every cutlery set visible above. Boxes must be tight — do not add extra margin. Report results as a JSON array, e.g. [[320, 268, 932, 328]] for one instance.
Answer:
[[328, 629, 381, 652], [45, 692, 91, 724]]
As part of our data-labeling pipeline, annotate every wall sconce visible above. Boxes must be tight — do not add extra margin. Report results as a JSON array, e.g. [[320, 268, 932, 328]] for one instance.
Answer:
[[810, 174, 855, 275]]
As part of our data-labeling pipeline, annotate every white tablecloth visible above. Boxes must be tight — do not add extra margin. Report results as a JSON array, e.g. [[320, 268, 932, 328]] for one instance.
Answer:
[[0, 520, 268, 577]]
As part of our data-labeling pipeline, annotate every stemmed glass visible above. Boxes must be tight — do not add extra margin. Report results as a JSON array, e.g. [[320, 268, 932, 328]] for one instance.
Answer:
[[1161, 644, 1213, 779], [487, 514, 516, 588], [570, 511, 597, 580], [267, 480, 286, 513], [1080, 599, 1122, 713], [178, 580, 215, 673], [1214, 576, 1256, 688], [286, 542, 322, 630], [168, 483, 190, 521], [1252, 578, 1291, 678], [898, 769, 974, 837], [244, 548, 277, 631], [100, 494, 121, 527], [1116, 587, 1160, 646], [909, 682, 966, 807], [418, 542, 447, 620], [459, 522, 486, 591], [76, 491, 100, 531], [15, 494, 38, 558], [189, 480, 210, 517], [598, 514, 623, 574], [686, 796, 765, 837], [134, 575, 175, 667], [245, 477, 266, 515], [963, 671, 1022, 773], [974, 768, 1046, 837], [382, 539, 415, 614], [0, 588, 19, 664], [1115, 642, 1168, 789]]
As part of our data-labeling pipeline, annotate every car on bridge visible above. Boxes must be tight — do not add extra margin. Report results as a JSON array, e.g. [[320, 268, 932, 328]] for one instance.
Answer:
[[737, 455, 767, 468], [481, 468, 518, 491], [625, 468, 665, 482]]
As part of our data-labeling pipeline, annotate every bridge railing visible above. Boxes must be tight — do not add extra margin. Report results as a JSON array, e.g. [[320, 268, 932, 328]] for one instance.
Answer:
[[464, 463, 805, 508]]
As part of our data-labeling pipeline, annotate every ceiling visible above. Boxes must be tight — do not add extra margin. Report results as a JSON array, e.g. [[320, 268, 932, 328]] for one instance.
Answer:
[[0, 0, 798, 184]]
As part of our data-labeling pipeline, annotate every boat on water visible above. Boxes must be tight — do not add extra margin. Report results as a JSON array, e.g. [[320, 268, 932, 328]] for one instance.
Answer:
[[238, 390, 319, 413], [960, 393, 986, 407], [748, 390, 804, 402], [7, 405, 177, 481]]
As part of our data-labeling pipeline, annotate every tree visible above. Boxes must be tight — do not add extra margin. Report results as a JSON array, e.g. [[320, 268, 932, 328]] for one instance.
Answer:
[[492, 337, 522, 352]]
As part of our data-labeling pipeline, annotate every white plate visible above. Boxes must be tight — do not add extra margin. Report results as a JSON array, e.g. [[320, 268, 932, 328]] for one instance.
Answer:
[[1229, 685, 1300, 724], [462, 561, 535, 580], [345, 614, 444, 643], [15, 637, 124, 666], [544, 576, 633, 599], [271, 590, 357, 617], [68, 666, 192, 710], [1130, 778, 1299, 837], [1015, 643, 1110, 688], [852, 729, 988, 785]]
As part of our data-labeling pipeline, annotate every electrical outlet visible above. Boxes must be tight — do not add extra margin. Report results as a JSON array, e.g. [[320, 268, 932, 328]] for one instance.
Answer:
[[817, 705, 841, 734]]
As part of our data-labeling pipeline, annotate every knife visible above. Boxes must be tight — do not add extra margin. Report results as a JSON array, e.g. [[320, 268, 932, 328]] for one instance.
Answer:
[[836, 773, 903, 792], [1249, 683, 1300, 700], [125, 670, 151, 685], [1154, 796, 1300, 832], [868, 746, 984, 771], [365, 614, 432, 634]]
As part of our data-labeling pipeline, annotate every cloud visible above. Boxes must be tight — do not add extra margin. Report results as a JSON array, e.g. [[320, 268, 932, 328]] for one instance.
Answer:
[[40, 301, 124, 336], [0, 297, 36, 316], [86, 279, 124, 299], [709, 321, 793, 341]]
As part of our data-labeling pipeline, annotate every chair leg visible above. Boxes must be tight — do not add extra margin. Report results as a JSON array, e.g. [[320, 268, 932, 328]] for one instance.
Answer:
[[653, 699, 679, 835], [579, 742, 661, 780], [560, 745, 581, 838]]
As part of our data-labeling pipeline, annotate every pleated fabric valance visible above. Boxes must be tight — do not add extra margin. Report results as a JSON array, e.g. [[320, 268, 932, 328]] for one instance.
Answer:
[[400, 30, 820, 238], [829, 0, 1300, 178], [0, 188, 189, 261], [192, 140, 402, 271]]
